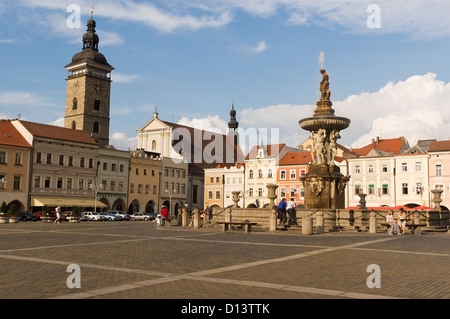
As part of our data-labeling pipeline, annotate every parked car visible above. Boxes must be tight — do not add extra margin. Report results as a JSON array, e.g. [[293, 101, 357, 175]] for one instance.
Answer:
[[109, 210, 131, 221], [19, 211, 38, 222], [99, 212, 121, 221], [82, 212, 105, 221], [80, 213, 90, 221], [131, 212, 150, 221]]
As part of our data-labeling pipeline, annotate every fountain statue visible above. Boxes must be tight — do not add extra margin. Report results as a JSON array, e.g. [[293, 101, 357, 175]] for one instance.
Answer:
[[299, 65, 351, 209]]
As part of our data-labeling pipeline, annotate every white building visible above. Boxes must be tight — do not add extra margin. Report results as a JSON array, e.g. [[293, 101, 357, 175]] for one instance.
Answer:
[[244, 143, 296, 208]]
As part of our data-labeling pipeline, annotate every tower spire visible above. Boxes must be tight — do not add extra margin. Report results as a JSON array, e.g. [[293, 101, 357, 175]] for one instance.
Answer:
[[228, 100, 239, 131]]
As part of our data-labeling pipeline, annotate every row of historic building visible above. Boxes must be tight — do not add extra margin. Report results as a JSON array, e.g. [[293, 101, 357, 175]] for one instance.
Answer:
[[204, 136, 450, 211]]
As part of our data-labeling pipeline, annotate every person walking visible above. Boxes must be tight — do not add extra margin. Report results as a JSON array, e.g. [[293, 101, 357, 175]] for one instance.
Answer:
[[54, 207, 61, 224], [160, 205, 169, 226]]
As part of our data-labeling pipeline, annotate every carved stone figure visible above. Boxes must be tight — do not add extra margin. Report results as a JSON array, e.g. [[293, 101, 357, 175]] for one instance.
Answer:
[[337, 175, 350, 195], [311, 129, 327, 165], [306, 176, 326, 196], [319, 68, 331, 101], [327, 129, 340, 164]]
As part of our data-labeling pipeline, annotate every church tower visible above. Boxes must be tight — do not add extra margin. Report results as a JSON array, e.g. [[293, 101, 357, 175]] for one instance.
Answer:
[[64, 12, 114, 147]]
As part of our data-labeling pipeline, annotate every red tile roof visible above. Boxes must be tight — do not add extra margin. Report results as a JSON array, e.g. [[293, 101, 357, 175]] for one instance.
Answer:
[[279, 151, 311, 165], [17, 120, 98, 145], [351, 137, 407, 156], [0, 120, 32, 148], [428, 140, 450, 152]]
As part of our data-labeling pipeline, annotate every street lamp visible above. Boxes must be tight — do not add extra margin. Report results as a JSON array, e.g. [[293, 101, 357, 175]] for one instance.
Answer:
[[90, 183, 103, 212], [165, 187, 177, 217]]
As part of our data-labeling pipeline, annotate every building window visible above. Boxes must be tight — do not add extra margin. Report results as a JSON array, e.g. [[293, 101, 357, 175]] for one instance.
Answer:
[[401, 163, 408, 172], [79, 179, 84, 190], [152, 140, 156, 150], [268, 169, 273, 178], [382, 184, 389, 195], [382, 164, 388, 172], [280, 188, 286, 198], [436, 164, 442, 176], [0, 151, 6, 164], [181, 184, 185, 194], [258, 170, 263, 179], [103, 162, 108, 170], [280, 170, 286, 179], [120, 164, 124, 172], [36, 152, 41, 164], [416, 183, 423, 195], [249, 188, 253, 197], [258, 187, 263, 197], [34, 176, 40, 188], [57, 178, 63, 189], [208, 191, 213, 199], [355, 165, 361, 174], [111, 181, 116, 192], [46, 153, 52, 164], [94, 98, 101, 111], [290, 169, 296, 179], [130, 183, 134, 193], [89, 158, 94, 168], [415, 162, 422, 172], [13, 176, 21, 190], [44, 177, 50, 188], [119, 181, 124, 192], [93, 121, 99, 133], [80, 157, 85, 168], [71, 121, 76, 130], [290, 187, 296, 198], [368, 184, 375, 195], [138, 184, 142, 194], [68, 156, 73, 167], [67, 178, 72, 190], [355, 185, 361, 195], [215, 191, 220, 199], [14, 153, 22, 165], [59, 155, 64, 165], [72, 97, 77, 110], [402, 183, 408, 195], [153, 185, 157, 194], [249, 170, 253, 179], [368, 165, 374, 173]]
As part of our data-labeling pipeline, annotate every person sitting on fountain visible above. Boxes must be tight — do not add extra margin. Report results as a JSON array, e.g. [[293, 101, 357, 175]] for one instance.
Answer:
[[276, 198, 287, 226]]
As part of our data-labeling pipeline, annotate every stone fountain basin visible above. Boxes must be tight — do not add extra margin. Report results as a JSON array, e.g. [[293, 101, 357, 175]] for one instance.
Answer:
[[299, 116, 350, 131]]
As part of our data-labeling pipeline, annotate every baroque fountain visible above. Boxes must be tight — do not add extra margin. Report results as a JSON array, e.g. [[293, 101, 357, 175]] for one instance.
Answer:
[[299, 67, 351, 209]]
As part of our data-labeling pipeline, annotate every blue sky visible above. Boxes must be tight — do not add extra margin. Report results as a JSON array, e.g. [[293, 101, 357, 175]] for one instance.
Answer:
[[2, 0, 450, 151]]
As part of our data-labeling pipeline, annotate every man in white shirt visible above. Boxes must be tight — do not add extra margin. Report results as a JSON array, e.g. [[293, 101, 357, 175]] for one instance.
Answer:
[[286, 198, 296, 225]]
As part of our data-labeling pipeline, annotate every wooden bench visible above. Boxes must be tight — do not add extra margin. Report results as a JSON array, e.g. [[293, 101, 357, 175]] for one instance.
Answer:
[[217, 221, 257, 233], [381, 222, 427, 235]]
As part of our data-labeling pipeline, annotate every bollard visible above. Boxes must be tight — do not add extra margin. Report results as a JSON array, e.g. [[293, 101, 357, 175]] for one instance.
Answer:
[[182, 208, 189, 227], [302, 216, 313, 235], [316, 211, 324, 234], [177, 208, 183, 226], [369, 211, 377, 234], [193, 208, 201, 229], [269, 208, 277, 231]]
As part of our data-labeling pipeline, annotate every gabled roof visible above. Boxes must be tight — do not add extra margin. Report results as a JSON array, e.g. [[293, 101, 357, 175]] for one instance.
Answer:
[[428, 140, 450, 152], [245, 144, 286, 160], [351, 137, 408, 157], [0, 120, 32, 148], [279, 151, 311, 166], [16, 120, 98, 145]]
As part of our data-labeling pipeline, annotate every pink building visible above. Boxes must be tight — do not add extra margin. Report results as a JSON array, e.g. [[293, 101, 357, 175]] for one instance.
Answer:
[[428, 140, 450, 210], [276, 151, 311, 207]]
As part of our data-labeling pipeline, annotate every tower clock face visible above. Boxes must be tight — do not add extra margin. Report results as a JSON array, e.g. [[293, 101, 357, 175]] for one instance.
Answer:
[[93, 82, 104, 94]]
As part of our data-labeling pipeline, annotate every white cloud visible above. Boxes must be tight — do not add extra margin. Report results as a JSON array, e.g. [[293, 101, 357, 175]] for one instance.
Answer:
[[110, 132, 137, 151], [178, 115, 229, 134], [251, 40, 269, 53], [112, 73, 141, 83], [0, 90, 50, 107], [49, 117, 64, 127]]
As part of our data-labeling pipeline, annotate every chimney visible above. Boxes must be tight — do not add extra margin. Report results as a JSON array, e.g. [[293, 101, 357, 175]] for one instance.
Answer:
[[376, 136, 380, 145]]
